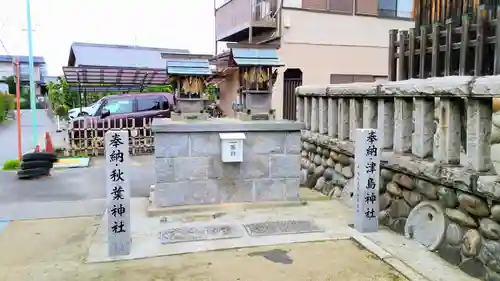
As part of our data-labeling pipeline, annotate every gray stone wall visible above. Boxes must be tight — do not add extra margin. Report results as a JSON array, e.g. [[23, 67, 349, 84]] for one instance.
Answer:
[[301, 132, 500, 281], [154, 131, 301, 207]]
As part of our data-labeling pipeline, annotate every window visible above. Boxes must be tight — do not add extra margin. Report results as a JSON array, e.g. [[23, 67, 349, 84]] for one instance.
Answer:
[[378, 0, 412, 18], [137, 96, 162, 112], [330, 74, 387, 84], [103, 99, 134, 114]]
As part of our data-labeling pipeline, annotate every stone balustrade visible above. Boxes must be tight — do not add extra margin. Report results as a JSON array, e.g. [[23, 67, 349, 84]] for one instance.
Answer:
[[296, 75, 500, 281]]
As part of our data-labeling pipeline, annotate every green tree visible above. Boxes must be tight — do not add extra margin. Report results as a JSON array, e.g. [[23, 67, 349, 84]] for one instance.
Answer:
[[1, 76, 16, 94], [144, 84, 173, 93]]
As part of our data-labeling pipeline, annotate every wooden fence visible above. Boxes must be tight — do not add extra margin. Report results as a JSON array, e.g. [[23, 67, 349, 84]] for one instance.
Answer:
[[67, 118, 154, 156], [412, 0, 500, 28], [389, 5, 500, 81]]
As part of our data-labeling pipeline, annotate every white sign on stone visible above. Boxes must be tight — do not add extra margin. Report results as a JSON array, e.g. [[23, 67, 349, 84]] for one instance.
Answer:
[[354, 129, 380, 233], [105, 130, 131, 256]]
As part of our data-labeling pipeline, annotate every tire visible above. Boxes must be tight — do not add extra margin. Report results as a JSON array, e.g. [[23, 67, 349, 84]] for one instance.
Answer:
[[22, 152, 57, 163], [20, 160, 54, 170], [17, 167, 50, 180]]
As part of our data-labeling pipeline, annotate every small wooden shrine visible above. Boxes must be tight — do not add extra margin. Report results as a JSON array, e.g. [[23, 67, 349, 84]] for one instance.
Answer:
[[227, 43, 283, 121], [163, 53, 214, 120]]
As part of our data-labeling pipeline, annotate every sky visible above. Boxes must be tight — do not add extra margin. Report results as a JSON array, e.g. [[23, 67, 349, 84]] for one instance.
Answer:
[[0, 0, 228, 76]]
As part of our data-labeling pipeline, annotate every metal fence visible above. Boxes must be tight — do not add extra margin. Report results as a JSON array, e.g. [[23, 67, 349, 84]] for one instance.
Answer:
[[67, 117, 154, 156]]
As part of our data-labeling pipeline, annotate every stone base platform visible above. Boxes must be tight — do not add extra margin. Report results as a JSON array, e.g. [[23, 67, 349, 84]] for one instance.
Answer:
[[236, 112, 275, 121], [146, 187, 328, 217], [85, 197, 475, 281], [170, 112, 209, 121]]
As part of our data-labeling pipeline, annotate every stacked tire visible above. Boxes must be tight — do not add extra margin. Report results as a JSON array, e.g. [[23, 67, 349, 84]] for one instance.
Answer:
[[17, 152, 57, 180]]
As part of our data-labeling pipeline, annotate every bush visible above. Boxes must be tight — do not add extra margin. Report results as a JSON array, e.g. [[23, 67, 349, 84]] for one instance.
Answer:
[[2, 159, 20, 170], [0, 93, 15, 123], [55, 104, 70, 118]]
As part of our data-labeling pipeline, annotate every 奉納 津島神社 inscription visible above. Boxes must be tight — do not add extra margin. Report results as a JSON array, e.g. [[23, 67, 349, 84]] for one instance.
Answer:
[[354, 129, 381, 233]]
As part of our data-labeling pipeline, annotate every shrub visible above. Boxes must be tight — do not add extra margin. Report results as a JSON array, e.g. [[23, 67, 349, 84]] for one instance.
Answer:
[[55, 104, 70, 118], [0, 93, 15, 123], [2, 159, 20, 170]]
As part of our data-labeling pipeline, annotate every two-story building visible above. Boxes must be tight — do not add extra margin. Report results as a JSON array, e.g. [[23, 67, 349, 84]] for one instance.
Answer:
[[0, 55, 47, 96], [214, 0, 415, 119]]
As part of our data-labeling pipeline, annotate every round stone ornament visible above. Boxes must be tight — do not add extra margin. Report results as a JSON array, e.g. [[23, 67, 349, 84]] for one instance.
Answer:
[[404, 201, 446, 251]]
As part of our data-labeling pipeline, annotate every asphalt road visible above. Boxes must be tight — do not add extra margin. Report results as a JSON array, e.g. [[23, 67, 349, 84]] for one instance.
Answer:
[[0, 109, 53, 165], [0, 156, 155, 204]]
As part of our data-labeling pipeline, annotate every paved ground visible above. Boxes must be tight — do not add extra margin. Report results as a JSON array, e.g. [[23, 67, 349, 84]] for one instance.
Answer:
[[0, 199, 478, 281], [0, 216, 407, 281], [0, 109, 53, 164], [0, 156, 155, 204]]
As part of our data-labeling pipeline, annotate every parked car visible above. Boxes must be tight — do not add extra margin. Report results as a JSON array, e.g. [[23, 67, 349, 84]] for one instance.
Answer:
[[70, 92, 177, 138], [68, 101, 101, 119]]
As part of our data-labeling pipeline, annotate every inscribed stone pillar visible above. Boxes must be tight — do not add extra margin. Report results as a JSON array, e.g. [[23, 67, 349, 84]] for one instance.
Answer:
[[437, 98, 461, 164], [377, 99, 394, 149], [362, 99, 377, 129], [319, 97, 328, 134], [349, 98, 362, 141], [412, 97, 434, 158], [304, 97, 310, 130], [105, 130, 132, 256], [393, 98, 412, 153], [466, 98, 492, 171], [354, 128, 381, 233], [296, 96, 304, 123], [328, 98, 338, 137], [311, 97, 319, 132], [338, 98, 350, 140]]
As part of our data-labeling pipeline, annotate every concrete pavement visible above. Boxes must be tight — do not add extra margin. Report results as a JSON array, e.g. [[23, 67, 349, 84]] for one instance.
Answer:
[[0, 109, 54, 164]]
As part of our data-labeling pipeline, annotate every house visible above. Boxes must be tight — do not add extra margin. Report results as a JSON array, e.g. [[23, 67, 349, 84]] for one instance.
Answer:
[[214, 0, 415, 119], [67, 42, 190, 68], [0, 55, 47, 96]]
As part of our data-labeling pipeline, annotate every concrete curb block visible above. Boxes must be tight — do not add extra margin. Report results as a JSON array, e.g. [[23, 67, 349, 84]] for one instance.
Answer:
[[0, 218, 11, 233], [350, 232, 430, 281]]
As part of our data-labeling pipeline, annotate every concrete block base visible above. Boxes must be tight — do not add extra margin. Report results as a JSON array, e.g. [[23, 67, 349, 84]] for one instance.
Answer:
[[171, 113, 209, 121], [236, 112, 275, 121]]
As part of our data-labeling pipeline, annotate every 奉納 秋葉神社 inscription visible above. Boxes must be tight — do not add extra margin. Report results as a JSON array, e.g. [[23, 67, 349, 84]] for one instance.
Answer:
[[354, 129, 381, 233], [105, 130, 132, 256]]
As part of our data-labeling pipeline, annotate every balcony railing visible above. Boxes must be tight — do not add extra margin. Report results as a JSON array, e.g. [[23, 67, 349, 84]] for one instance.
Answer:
[[215, 0, 277, 41], [252, 0, 277, 22]]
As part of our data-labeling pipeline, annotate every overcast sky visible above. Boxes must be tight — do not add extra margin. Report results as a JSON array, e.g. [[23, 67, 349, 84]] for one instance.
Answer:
[[0, 0, 227, 75]]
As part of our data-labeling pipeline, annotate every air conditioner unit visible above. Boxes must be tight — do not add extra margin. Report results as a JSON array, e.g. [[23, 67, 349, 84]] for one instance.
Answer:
[[283, 15, 291, 28]]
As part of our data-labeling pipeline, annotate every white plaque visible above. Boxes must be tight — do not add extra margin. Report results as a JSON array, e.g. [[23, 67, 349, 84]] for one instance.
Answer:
[[105, 130, 132, 256], [354, 128, 380, 233]]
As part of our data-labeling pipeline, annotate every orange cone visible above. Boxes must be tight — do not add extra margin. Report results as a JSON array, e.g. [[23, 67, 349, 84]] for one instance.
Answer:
[[45, 132, 54, 153], [34, 145, 40, 153]]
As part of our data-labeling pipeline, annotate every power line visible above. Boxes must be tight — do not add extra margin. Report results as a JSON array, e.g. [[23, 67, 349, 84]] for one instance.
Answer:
[[0, 37, 11, 58]]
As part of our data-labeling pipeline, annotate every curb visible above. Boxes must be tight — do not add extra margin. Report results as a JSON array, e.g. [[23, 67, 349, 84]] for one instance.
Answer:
[[0, 218, 11, 233], [350, 232, 430, 281]]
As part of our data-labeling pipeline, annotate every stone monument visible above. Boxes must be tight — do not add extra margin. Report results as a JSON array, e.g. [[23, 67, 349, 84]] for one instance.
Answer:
[[105, 130, 131, 256]]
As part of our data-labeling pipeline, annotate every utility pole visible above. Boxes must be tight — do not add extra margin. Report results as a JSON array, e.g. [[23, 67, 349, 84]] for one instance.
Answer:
[[25, 0, 38, 148]]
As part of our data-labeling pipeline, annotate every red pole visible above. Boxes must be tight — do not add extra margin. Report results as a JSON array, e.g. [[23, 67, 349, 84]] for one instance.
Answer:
[[15, 57, 22, 161]]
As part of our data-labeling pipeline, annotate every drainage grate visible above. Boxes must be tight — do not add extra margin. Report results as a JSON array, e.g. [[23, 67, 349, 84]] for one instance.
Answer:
[[159, 224, 243, 244], [243, 220, 324, 237]]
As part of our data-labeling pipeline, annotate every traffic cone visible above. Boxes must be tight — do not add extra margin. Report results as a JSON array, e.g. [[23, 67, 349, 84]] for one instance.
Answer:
[[34, 145, 40, 153], [45, 132, 54, 153]]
